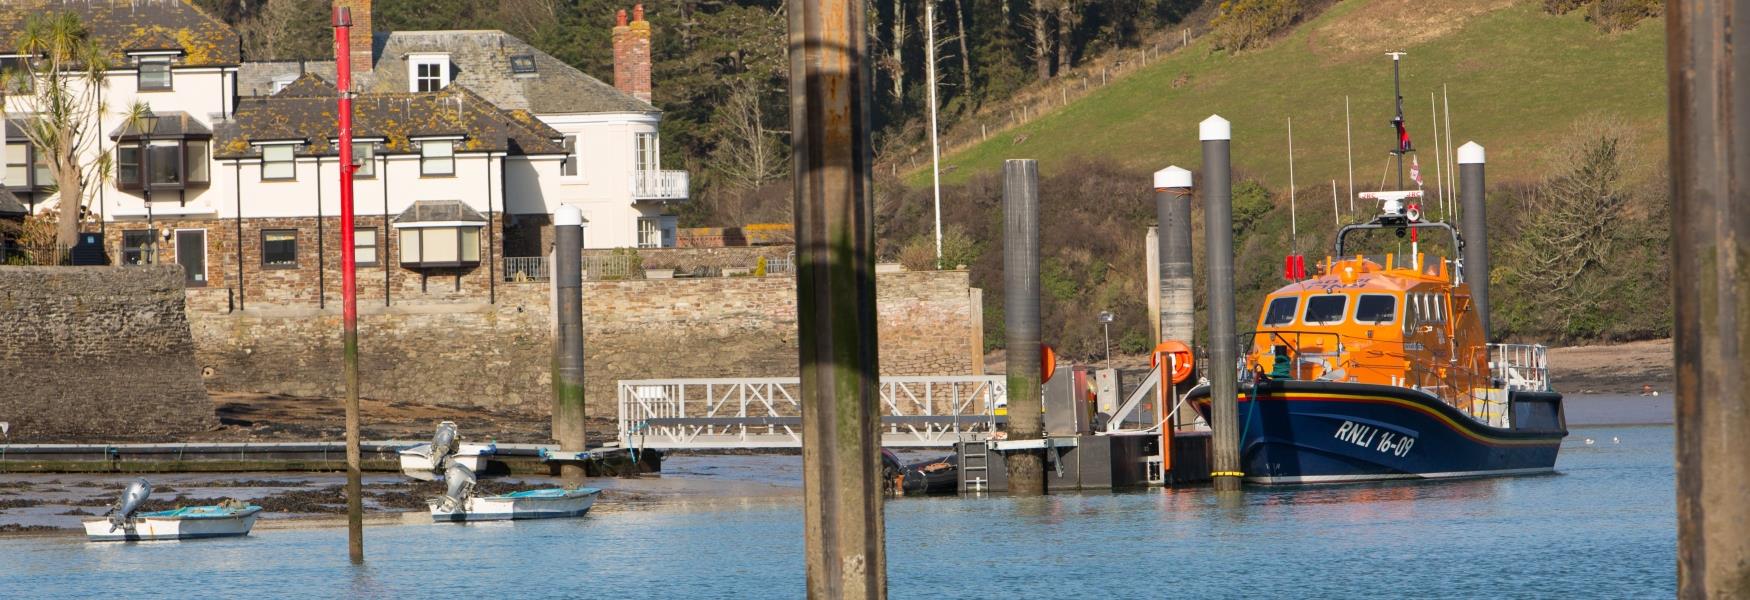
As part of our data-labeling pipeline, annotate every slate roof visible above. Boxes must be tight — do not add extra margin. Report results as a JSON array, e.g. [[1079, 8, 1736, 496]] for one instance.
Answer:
[[396, 200, 486, 224], [0, 0, 240, 67], [106, 110, 213, 140], [212, 73, 567, 159], [0, 188, 25, 217], [238, 29, 655, 115]]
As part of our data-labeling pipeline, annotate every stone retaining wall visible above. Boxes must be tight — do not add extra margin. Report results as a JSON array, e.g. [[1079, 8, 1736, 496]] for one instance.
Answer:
[[0, 266, 215, 440]]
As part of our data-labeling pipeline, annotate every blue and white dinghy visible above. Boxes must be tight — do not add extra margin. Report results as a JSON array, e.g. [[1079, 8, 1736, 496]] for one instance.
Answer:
[[428, 461, 600, 522], [84, 479, 263, 541]]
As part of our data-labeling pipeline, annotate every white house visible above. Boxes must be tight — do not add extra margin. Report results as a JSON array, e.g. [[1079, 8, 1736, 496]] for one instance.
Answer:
[[0, 0, 689, 305]]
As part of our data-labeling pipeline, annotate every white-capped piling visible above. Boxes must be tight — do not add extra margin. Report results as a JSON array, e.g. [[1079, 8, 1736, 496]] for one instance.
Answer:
[[1154, 166, 1196, 347], [1200, 116, 1242, 492], [552, 205, 587, 483], [1456, 142, 1490, 339]]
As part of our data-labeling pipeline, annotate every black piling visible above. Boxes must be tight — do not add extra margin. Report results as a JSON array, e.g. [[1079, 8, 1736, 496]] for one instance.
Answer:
[[1003, 159, 1046, 496], [1200, 116, 1242, 493], [1457, 142, 1491, 338], [552, 205, 586, 483], [1669, 0, 1750, 594]]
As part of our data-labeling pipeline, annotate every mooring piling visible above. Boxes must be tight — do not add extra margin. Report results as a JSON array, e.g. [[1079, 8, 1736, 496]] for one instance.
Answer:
[[1145, 226, 1160, 347], [1456, 142, 1490, 338], [1003, 159, 1046, 496], [787, 0, 887, 591], [1669, 1, 1750, 594], [552, 205, 587, 483], [1199, 116, 1242, 493], [332, 5, 364, 564], [1154, 166, 1196, 346]]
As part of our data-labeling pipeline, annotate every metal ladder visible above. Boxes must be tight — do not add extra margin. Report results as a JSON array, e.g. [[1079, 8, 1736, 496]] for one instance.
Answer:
[[960, 442, 990, 492]]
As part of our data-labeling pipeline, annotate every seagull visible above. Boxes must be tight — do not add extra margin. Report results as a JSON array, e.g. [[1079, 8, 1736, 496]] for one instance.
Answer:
[[1612, 437, 1620, 444], [1584, 438, 1594, 445]]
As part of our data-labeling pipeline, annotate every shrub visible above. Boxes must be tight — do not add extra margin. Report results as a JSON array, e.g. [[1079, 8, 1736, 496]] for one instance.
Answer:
[[897, 236, 937, 271], [1210, 0, 1306, 52]]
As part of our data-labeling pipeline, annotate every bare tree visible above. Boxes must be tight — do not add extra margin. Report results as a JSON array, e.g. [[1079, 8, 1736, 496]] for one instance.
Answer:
[[710, 80, 787, 226], [5, 12, 112, 248], [890, 0, 908, 103], [951, 0, 973, 95], [1031, 0, 1052, 81]]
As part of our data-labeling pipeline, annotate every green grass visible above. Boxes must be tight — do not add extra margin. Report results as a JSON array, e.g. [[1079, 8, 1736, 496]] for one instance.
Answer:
[[920, 1, 1665, 190]]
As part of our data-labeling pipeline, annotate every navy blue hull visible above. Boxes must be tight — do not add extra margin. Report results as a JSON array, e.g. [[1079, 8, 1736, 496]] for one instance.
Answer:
[[1189, 381, 1566, 484]]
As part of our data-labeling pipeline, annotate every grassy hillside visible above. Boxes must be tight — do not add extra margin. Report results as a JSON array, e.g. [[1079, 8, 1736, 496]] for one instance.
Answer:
[[916, 1, 1665, 191]]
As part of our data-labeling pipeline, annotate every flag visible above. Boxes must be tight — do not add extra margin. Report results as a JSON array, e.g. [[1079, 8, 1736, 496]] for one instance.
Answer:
[[1394, 118, 1412, 151], [1411, 155, 1423, 187]]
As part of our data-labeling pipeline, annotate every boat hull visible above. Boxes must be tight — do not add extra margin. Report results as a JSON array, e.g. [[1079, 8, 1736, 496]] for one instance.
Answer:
[[430, 488, 600, 522], [84, 506, 262, 541], [399, 443, 495, 480], [1189, 380, 1565, 484]]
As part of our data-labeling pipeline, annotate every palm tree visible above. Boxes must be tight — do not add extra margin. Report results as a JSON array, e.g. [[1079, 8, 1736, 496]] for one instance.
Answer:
[[5, 12, 111, 248]]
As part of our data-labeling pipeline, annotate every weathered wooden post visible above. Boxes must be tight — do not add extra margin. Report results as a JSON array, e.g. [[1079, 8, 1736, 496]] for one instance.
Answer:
[[333, 5, 364, 564], [1669, 1, 1750, 595], [1002, 159, 1046, 496], [1456, 142, 1490, 338], [788, 0, 886, 592], [1144, 226, 1160, 347], [552, 205, 587, 483], [1200, 116, 1242, 493]]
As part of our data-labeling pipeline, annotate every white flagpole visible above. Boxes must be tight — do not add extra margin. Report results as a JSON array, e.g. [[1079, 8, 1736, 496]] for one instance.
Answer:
[[1345, 95, 1355, 212], [1430, 91, 1445, 219]]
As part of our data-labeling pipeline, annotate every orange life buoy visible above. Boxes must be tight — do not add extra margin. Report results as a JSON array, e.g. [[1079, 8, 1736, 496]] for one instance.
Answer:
[[1041, 344, 1057, 383], [1151, 340, 1195, 384]]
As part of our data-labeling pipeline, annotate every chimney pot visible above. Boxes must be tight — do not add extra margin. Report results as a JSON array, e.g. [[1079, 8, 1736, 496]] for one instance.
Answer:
[[633, 4, 645, 22], [613, 5, 653, 103], [616, 9, 627, 27]]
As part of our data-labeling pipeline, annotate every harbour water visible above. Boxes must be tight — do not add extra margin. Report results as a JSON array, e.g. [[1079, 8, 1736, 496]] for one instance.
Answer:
[[0, 422, 1674, 599]]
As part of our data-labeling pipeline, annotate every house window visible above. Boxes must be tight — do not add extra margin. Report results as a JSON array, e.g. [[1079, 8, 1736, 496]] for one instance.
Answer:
[[634, 132, 658, 173], [637, 217, 662, 249], [562, 135, 578, 177], [138, 58, 171, 91], [352, 142, 376, 178], [409, 55, 450, 92], [420, 140, 454, 176], [398, 226, 481, 267], [355, 229, 379, 266], [509, 54, 536, 74], [271, 77, 295, 93], [4, 142, 28, 186], [261, 144, 296, 180], [116, 139, 210, 190], [121, 230, 151, 265], [262, 229, 298, 268]]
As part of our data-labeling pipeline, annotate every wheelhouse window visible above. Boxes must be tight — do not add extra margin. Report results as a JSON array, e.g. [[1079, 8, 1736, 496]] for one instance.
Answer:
[[115, 139, 211, 191], [262, 229, 298, 268], [1355, 294, 1397, 325], [137, 57, 172, 91], [260, 144, 296, 180], [1262, 296, 1298, 326], [355, 229, 379, 266], [1302, 295, 1349, 326], [419, 140, 455, 176]]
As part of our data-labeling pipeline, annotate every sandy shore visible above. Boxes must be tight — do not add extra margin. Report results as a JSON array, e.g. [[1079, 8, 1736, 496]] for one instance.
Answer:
[[1547, 338, 1673, 395]]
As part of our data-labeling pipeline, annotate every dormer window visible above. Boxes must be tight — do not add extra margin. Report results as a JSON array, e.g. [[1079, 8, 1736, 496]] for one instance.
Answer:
[[509, 54, 536, 75], [415, 138, 458, 177], [253, 142, 300, 181], [129, 51, 180, 92], [408, 54, 451, 92]]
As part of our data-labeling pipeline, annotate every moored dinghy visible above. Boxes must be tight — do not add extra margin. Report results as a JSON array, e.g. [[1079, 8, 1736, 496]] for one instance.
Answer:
[[84, 479, 263, 541], [428, 461, 601, 522]]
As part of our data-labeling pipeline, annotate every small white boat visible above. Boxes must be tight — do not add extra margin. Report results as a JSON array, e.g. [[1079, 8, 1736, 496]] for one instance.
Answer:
[[429, 487, 601, 522], [400, 442, 495, 480], [85, 504, 264, 541], [84, 479, 262, 541]]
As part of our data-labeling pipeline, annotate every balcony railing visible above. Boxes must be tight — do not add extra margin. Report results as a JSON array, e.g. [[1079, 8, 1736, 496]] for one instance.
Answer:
[[631, 170, 689, 201]]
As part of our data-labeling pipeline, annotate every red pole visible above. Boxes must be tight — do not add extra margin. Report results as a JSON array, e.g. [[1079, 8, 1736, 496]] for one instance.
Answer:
[[333, 5, 363, 564]]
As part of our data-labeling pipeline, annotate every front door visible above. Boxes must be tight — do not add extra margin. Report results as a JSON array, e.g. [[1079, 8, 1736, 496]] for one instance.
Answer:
[[175, 229, 207, 287]]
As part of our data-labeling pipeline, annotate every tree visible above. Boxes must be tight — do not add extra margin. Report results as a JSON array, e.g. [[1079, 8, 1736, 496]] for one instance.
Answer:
[[4, 12, 112, 248]]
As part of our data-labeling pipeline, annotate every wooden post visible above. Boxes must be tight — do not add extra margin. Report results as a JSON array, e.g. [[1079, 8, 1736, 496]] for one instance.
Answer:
[[1669, 1, 1750, 595], [788, 0, 886, 593], [1003, 159, 1045, 496]]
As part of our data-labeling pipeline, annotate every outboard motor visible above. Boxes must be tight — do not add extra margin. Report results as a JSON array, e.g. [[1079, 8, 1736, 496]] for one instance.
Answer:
[[108, 479, 152, 531], [429, 421, 459, 471], [434, 458, 476, 513]]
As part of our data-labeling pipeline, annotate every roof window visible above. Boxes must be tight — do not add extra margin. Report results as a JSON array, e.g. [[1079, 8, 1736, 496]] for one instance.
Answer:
[[509, 54, 536, 75]]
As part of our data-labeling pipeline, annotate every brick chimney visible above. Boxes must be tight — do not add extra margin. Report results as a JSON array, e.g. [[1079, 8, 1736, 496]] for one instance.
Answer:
[[612, 5, 652, 103], [334, 0, 374, 78]]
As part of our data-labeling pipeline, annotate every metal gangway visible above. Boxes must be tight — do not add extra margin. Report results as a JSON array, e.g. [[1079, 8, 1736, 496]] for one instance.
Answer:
[[617, 376, 1005, 450]]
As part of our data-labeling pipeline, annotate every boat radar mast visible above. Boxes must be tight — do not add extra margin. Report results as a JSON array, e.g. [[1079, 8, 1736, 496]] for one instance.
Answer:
[[1387, 51, 1412, 191]]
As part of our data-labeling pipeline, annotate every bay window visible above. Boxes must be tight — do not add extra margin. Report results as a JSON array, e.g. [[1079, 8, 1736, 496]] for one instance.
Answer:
[[115, 139, 212, 190], [398, 226, 481, 267]]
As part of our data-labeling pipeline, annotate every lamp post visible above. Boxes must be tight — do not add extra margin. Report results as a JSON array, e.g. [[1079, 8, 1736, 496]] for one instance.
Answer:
[[137, 108, 159, 264], [1098, 310, 1114, 369]]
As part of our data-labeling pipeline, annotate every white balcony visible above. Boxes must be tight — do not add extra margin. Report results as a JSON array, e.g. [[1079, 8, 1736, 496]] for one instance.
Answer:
[[631, 170, 689, 201]]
